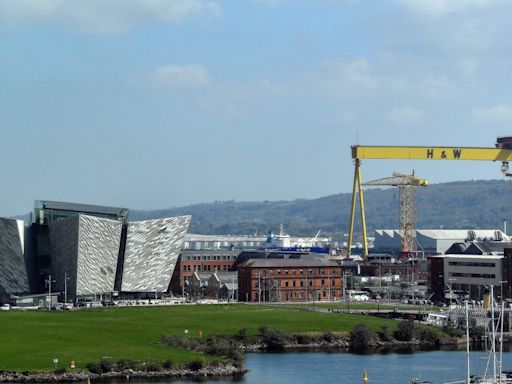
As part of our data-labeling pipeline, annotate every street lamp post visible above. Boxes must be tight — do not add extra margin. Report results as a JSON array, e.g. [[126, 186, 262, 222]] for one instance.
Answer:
[[64, 272, 70, 304], [46, 275, 55, 310]]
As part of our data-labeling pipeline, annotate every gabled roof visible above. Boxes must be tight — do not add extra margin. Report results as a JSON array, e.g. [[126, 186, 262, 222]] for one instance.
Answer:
[[222, 282, 238, 290], [193, 272, 213, 280], [444, 242, 470, 255], [215, 272, 237, 282]]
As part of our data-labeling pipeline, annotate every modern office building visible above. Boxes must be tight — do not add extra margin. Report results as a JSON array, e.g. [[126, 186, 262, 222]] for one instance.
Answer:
[[0, 217, 30, 300], [428, 241, 512, 303], [0, 200, 191, 304], [50, 214, 123, 302], [121, 216, 191, 293]]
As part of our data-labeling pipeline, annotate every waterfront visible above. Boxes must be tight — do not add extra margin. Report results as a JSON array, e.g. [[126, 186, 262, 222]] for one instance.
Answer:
[[149, 350, 511, 384]]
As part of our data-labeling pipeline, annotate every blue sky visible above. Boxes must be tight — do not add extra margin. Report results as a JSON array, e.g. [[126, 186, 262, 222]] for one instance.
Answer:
[[1, 0, 512, 216]]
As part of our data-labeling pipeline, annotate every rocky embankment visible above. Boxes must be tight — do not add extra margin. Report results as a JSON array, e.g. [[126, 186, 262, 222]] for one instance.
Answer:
[[0, 364, 247, 383]]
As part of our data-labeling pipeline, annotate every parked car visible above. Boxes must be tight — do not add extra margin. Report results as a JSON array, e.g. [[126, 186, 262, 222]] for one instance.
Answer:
[[1, 304, 11, 311]]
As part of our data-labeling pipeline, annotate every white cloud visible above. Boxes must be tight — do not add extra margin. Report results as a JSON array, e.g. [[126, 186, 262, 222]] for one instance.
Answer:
[[473, 105, 512, 123], [312, 59, 381, 99], [0, 0, 221, 33], [150, 64, 211, 88], [397, 0, 494, 18], [420, 76, 456, 99], [332, 59, 379, 90], [385, 107, 424, 124]]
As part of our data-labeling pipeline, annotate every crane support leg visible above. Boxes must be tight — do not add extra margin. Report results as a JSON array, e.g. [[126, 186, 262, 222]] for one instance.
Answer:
[[357, 162, 368, 258], [347, 161, 359, 257], [347, 159, 369, 259]]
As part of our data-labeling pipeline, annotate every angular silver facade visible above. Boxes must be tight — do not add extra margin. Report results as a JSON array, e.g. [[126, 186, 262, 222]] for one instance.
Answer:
[[50, 214, 122, 299], [122, 215, 191, 292], [0, 218, 29, 293]]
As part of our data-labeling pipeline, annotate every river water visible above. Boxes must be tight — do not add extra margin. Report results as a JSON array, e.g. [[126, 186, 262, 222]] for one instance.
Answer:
[[115, 350, 512, 384]]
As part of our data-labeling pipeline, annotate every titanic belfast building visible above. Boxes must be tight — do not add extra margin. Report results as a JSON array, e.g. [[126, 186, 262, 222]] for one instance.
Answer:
[[0, 200, 190, 303]]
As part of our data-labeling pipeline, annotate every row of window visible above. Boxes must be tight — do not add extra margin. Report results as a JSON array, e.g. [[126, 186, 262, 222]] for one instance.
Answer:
[[252, 268, 339, 277], [254, 279, 338, 288], [448, 261, 496, 267], [183, 255, 236, 261], [183, 265, 230, 272], [450, 272, 496, 279]]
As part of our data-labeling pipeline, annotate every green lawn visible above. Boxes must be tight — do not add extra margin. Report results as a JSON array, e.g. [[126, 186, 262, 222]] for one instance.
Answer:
[[0, 304, 400, 371], [281, 302, 441, 312]]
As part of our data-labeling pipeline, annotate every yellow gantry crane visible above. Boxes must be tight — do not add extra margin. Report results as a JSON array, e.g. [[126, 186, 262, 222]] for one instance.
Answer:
[[347, 137, 512, 259], [363, 172, 428, 258]]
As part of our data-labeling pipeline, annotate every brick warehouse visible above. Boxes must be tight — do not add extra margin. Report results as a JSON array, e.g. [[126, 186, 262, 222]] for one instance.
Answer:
[[237, 259, 343, 302]]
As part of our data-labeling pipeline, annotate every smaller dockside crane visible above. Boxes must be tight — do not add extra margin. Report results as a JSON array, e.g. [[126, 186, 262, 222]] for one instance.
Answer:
[[363, 172, 428, 258]]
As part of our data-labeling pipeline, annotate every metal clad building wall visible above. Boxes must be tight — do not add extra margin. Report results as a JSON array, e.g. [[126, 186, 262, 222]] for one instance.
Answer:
[[0, 217, 29, 293], [49, 215, 79, 298], [122, 216, 191, 292], [76, 215, 122, 296]]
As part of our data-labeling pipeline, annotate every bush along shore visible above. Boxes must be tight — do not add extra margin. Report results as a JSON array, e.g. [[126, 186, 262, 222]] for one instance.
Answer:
[[161, 320, 454, 356], [0, 320, 456, 383], [0, 361, 247, 383]]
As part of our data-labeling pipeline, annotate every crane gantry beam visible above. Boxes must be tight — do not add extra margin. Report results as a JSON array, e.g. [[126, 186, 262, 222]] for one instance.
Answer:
[[352, 145, 512, 161], [347, 142, 512, 259]]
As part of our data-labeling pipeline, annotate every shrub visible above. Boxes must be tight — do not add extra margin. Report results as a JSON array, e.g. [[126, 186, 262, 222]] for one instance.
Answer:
[[187, 359, 204, 371], [349, 324, 375, 352], [443, 325, 464, 338], [162, 335, 199, 350], [204, 334, 233, 356], [416, 327, 439, 344], [323, 331, 335, 343], [258, 325, 269, 337], [295, 333, 315, 345], [116, 359, 138, 371], [145, 361, 162, 372], [99, 358, 113, 373], [236, 328, 248, 341], [226, 348, 245, 366], [85, 363, 102, 375], [394, 321, 415, 341], [53, 368, 66, 375], [262, 329, 289, 352], [377, 325, 393, 342], [162, 360, 173, 370]]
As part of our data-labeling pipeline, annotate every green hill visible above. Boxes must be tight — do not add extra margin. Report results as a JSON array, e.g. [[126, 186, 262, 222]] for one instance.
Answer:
[[129, 179, 512, 239]]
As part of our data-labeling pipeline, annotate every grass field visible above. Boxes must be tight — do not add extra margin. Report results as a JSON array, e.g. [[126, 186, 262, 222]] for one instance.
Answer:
[[280, 302, 441, 312], [0, 304, 400, 371]]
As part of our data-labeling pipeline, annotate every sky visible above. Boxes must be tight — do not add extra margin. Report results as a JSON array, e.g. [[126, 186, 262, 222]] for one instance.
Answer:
[[1, 0, 512, 216]]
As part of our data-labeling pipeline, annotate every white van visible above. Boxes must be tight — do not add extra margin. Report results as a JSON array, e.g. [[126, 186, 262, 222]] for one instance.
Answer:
[[1, 304, 11, 311]]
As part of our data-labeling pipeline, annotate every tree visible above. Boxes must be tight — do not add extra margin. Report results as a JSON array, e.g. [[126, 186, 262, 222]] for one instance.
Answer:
[[377, 325, 393, 342], [349, 323, 375, 352], [394, 320, 415, 341]]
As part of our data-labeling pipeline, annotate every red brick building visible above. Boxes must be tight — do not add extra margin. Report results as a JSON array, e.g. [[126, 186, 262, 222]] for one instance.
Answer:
[[169, 250, 239, 295], [237, 259, 343, 302]]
